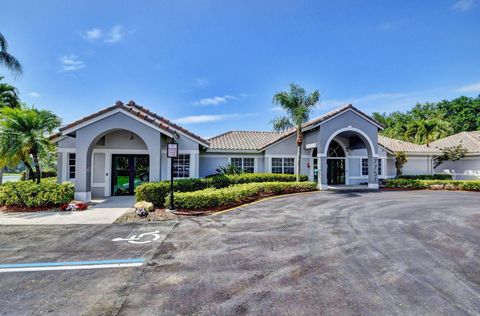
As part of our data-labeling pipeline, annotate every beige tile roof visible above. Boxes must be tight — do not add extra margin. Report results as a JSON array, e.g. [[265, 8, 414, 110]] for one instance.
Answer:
[[378, 135, 441, 154], [429, 131, 480, 153], [209, 131, 286, 150], [209, 104, 385, 151], [57, 101, 209, 146]]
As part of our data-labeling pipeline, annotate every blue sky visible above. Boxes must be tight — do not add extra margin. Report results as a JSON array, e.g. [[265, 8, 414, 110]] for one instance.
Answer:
[[2, 0, 480, 138]]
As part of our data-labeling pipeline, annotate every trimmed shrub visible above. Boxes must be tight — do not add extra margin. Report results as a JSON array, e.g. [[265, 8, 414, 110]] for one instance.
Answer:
[[136, 173, 310, 207], [20, 169, 57, 181], [385, 179, 480, 191], [461, 180, 480, 191], [164, 181, 318, 211], [0, 181, 74, 208], [397, 174, 453, 180]]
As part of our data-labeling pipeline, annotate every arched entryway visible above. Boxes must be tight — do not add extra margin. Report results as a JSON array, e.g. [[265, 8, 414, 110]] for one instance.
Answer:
[[317, 127, 379, 190], [327, 140, 346, 185]]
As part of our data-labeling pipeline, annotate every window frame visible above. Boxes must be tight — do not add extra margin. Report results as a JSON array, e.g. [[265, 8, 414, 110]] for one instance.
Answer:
[[361, 158, 383, 176], [271, 157, 295, 174], [68, 153, 76, 180], [230, 157, 255, 173], [361, 158, 368, 176]]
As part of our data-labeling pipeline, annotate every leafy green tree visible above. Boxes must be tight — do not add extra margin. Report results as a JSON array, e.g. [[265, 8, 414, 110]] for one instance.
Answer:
[[0, 32, 22, 75], [405, 118, 453, 145], [394, 151, 407, 177], [0, 106, 61, 183], [375, 96, 480, 144], [271, 83, 320, 181], [433, 144, 468, 169], [0, 76, 21, 108]]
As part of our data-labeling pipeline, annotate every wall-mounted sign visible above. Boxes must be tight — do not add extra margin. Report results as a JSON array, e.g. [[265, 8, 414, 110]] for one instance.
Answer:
[[167, 143, 178, 158]]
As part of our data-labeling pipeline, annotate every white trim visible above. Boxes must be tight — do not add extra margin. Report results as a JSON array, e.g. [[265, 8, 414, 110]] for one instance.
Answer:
[[200, 154, 263, 158], [322, 127, 378, 157], [166, 151, 196, 179], [305, 143, 317, 149], [161, 149, 199, 154], [316, 108, 384, 130], [61, 108, 174, 138], [229, 156, 257, 173], [269, 156, 296, 174], [206, 148, 259, 154], [57, 148, 76, 153], [93, 148, 149, 155], [368, 183, 379, 189], [92, 183, 105, 188]]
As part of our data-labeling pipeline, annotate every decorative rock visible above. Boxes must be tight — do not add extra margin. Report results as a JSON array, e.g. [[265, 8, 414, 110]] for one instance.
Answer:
[[134, 201, 154, 212]]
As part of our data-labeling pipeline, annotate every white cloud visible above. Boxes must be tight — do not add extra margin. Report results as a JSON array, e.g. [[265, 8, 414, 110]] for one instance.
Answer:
[[82, 28, 103, 40], [59, 55, 85, 72], [105, 25, 125, 44], [193, 95, 237, 106], [174, 113, 252, 124], [452, 0, 477, 11], [457, 81, 480, 93], [28, 92, 41, 98], [194, 78, 209, 87]]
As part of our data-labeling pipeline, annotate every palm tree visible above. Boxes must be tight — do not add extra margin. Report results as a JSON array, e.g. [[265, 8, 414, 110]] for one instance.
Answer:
[[272, 83, 320, 181], [0, 76, 21, 108], [405, 118, 453, 145], [0, 106, 60, 183], [0, 32, 22, 75]]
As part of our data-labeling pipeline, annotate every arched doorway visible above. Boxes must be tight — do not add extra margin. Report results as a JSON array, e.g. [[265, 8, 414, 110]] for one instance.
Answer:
[[327, 140, 346, 185]]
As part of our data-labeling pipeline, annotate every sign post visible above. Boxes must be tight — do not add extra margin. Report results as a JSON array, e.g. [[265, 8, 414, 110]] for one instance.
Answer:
[[167, 140, 178, 211]]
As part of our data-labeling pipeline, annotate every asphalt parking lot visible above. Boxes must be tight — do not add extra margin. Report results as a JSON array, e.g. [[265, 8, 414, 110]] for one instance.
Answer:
[[0, 190, 479, 315]]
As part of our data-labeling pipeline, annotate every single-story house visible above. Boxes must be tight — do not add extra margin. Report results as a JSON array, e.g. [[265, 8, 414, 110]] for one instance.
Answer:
[[51, 101, 480, 201]]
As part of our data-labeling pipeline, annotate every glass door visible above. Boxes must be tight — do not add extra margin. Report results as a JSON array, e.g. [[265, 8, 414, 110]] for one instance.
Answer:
[[112, 155, 149, 195], [327, 159, 345, 185]]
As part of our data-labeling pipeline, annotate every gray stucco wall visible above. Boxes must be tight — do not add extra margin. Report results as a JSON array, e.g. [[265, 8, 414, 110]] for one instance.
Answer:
[[57, 136, 76, 148], [435, 156, 480, 179], [73, 112, 163, 198]]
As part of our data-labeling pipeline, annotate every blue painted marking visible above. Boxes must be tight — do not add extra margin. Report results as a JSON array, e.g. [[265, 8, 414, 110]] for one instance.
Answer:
[[0, 258, 145, 269]]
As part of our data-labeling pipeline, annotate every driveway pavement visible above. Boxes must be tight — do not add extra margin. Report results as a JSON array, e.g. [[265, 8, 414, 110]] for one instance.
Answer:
[[0, 190, 479, 315], [0, 196, 134, 225]]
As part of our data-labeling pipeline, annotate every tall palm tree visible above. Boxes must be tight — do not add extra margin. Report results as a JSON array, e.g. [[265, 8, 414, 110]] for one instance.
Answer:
[[0, 107, 60, 183], [0, 76, 21, 108], [0, 32, 22, 75], [405, 118, 453, 145], [272, 83, 320, 181]]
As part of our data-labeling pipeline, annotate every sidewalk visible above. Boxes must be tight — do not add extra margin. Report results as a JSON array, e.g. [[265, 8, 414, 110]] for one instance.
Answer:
[[0, 196, 134, 225]]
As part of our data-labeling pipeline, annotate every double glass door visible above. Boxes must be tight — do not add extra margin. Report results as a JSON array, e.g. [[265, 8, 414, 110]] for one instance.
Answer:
[[112, 155, 149, 195], [327, 159, 345, 185]]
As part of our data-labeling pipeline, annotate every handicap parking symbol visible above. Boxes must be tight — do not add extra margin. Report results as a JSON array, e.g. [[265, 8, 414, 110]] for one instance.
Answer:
[[112, 231, 161, 244]]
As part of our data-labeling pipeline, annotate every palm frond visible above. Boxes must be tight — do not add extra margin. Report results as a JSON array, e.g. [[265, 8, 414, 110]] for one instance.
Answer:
[[271, 116, 293, 132]]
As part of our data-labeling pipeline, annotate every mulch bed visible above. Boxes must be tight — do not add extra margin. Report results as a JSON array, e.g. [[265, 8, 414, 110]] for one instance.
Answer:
[[114, 208, 180, 223], [0, 205, 62, 213]]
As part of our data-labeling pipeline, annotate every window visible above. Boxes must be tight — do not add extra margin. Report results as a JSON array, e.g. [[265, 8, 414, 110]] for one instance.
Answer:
[[173, 154, 190, 178], [231, 157, 255, 173], [362, 158, 368, 176], [68, 153, 76, 179], [361, 158, 382, 176], [271, 157, 295, 174]]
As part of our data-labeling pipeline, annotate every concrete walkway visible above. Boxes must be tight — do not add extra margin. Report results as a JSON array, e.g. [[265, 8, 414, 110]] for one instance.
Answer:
[[0, 196, 134, 225]]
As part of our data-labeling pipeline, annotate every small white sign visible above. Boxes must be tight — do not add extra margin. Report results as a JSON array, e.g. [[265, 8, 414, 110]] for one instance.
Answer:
[[167, 143, 178, 158]]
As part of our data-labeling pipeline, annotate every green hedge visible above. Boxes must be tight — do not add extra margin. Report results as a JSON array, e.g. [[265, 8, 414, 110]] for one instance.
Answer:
[[164, 181, 318, 211], [397, 174, 453, 180], [0, 181, 74, 208], [20, 169, 57, 181], [385, 179, 480, 191], [136, 173, 309, 207]]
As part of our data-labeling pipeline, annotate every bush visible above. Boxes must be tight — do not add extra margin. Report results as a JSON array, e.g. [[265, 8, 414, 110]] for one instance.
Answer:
[[20, 169, 57, 181], [385, 179, 480, 191], [136, 173, 310, 207], [397, 174, 453, 180], [164, 181, 318, 211], [0, 181, 74, 208]]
